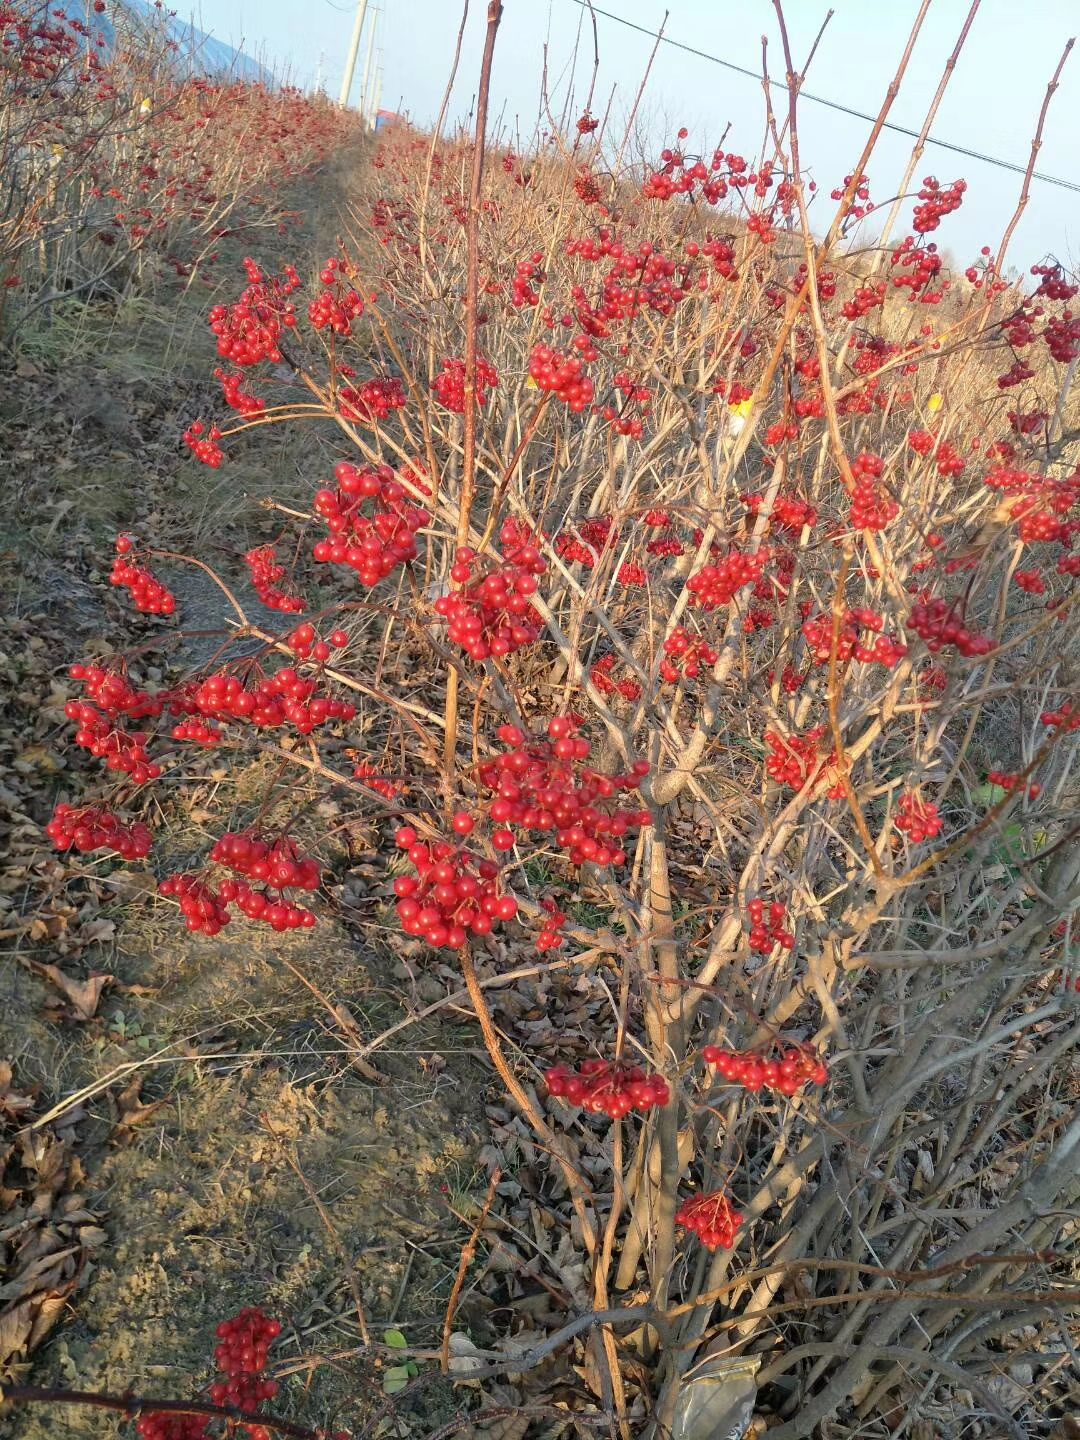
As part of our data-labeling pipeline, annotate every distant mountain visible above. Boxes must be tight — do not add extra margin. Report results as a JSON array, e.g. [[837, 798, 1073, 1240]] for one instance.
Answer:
[[54, 0, 272, 85]]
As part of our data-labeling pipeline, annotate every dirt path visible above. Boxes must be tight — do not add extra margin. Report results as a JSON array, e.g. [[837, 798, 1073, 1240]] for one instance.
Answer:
[[0, 160, 495, 1439]]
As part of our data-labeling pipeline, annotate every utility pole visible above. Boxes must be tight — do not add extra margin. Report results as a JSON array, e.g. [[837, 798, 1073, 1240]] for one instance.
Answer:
[[370, 67, 383, 129], [337, 0, 370, 108], [359, 8, 378, 127]]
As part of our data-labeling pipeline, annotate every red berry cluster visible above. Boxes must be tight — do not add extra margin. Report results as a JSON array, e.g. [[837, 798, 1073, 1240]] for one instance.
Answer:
[[352, 760, 403, 798], [244, 546, 305, 613], [432, 356, 498, 412], [536, 896, 568, 952], [312, 462, 427, 586], [219, 877, 317, 932], [988, 769, 1042, 800], [188, 668, 356, 734], [675, 1190, 743, 1251], [309, 258, 364, 334], [1042, 312, 1080, 364], [172, 718, 224, 747], [209, 258, 300, 366], [830, 170, 872, 207], [1007, 409, 1050, 439], [743, 491, 818, 534], [392, 824, 517, 947], [545, 1059, 670, 1119], [704, 1043, 828, 1095], [715, 378, 753, 404], [47, 803, 152, 859], [476, 717, 651, 867], [842, 280, 887, 320], [912, 176, 967, 234], [933, 440, 965, 478], [528, 344, 594, 410], [760, 417, 806, 449], [208, 1307, 283, 1439], [576, 111, 599, 134], [1031, 261, 1079, 303], [158, 873, 232, 935], [848, 452, 899, 532], [1041, 701, 1080, 733], [891, 238, 947, 300], [511, 252, 545, 307], [308, 287, 364, 335], [590, 653, 642, 701], [66, 664, 163, 784], [135, 1307, 288, 1440], [436, 529, 546, 661], [746, 897, 795, 953], [1012, 499, 1071, 546], [184, 420, 225, 468], [340, 375, 407, 423], [686, 549, 767, 610], [640, 145, 763, 207], [660, 626, 718, 683], [554, 515, 618, 569], [764, 727, 840, 796], [763, 663, 806, 693], [68, 663, 163, 720], [602, 404, 645, 439], [136, 1410, 209, 1439], [919, 664, 949, 698], [801, 608, 907, 668], [111, 536, 176, 616], [617, 561, 648, 587], [211, 831, 321, 891], [647, 534, 685, 558], [997, 359, 1036, 390], [161, 842, 321, 933], [895, 792, 942, 842], [906, 597, 994, 656], [216, 367, 265, 417], [573, 171, 603, 211], [1014, 568, 1046, 595], [285, 622, 349, 661]]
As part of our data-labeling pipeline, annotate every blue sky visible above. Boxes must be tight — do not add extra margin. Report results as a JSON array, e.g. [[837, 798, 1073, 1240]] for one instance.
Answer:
[[188, 0, 1080, 269]]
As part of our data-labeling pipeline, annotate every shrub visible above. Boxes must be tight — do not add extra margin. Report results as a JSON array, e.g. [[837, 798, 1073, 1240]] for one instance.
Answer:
[[28, 4, 1080, 1436]]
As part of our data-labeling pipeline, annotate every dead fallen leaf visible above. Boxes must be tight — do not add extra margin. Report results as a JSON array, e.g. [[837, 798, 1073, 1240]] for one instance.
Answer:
[[0, 1297, 35, 1368], [476, 1414, 531, 1440], [27, 1289, 70, 1350], [24, 960, 112, 1021], [111, 1076, 168, 1144], [0, 1065, 97, 1375], [77, 917, 117, 945], [12, 744, 63, 775]]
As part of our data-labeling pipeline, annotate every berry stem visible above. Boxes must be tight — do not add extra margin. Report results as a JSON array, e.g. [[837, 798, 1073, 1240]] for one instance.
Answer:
[[444, 0, 504, 775], [458, 943, 598, 1255], [0, 1386, 323, 1439], [440, 1165, 501, 1373]]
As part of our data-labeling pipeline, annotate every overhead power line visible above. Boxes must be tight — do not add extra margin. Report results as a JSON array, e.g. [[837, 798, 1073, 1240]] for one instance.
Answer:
[[571, 0, 1080, 196]]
